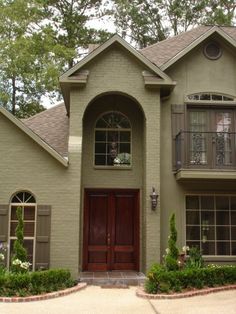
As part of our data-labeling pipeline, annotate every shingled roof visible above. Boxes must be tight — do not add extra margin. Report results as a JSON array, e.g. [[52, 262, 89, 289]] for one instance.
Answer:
[[23, 103, 69, 157], [140, 25, 236, 68], [22, 25, 236, 157]]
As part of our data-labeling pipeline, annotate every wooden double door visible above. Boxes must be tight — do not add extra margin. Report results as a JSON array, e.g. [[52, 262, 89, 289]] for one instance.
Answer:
[[83, 189, 139, 271]]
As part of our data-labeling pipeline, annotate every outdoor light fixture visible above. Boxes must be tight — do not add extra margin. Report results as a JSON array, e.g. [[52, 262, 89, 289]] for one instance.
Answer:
[[150, 187, 158, 210]]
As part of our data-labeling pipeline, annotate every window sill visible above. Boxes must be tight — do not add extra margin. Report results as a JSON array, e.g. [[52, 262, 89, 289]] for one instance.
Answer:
[[202, 256, 236, 262], [93, 165, 132, 170]]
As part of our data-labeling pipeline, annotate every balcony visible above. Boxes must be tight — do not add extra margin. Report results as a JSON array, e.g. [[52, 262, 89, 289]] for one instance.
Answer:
[[175, 131, 236, 180]]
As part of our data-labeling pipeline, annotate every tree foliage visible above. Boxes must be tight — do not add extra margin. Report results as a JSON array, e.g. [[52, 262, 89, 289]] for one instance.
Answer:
[[111, 0, 236, 48], [0, 0, 110, 117]]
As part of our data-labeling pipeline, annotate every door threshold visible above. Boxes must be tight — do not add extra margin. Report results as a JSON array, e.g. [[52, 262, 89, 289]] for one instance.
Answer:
[[79, 271, 146, 286]]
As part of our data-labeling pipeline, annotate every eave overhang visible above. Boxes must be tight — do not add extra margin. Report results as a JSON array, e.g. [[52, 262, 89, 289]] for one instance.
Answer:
[[0, 106, 68, 167]]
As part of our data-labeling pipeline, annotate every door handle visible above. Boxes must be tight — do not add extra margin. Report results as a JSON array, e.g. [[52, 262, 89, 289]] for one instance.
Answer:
[[107, 233, 111, 245]]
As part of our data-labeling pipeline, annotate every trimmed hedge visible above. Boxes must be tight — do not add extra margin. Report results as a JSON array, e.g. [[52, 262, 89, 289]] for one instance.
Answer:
[[145, 263, 236, 294], [0, 269, 75, 297]]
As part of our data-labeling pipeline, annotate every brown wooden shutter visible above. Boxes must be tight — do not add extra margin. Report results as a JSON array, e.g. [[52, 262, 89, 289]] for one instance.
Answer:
[[35, 205, 51, 270], [0, 205, 9, 267], [171, 104, 185, 169]]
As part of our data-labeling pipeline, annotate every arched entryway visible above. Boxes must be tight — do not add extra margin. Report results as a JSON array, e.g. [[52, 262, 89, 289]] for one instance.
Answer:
[[81, 93, 145, 271]]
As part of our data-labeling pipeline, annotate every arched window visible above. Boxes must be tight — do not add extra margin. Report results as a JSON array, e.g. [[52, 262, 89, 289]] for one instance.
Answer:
[[94, 111, 131, 166], [9, 191, 36, 269], [187, 93, 234, 101]]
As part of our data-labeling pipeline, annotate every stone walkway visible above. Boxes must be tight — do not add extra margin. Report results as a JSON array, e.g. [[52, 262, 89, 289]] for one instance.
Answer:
[[0, 286, 235, 314]]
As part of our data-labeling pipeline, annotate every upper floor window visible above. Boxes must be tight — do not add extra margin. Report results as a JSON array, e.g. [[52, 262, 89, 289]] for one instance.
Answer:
[[9, 191, 36, 270], [187, 93, 234, 102], [94, 112, 131, 166]]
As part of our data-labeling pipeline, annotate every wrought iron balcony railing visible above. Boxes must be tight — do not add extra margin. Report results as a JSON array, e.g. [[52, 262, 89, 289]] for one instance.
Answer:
[[175, 131, 236, 170]]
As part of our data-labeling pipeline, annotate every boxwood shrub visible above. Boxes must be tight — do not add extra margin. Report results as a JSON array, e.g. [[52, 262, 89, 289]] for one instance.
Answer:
[[145, 264, 236, 294], [0, 269, 75, 297]]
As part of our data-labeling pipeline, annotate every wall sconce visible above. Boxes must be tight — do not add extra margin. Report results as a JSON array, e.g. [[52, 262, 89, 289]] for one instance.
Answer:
[[150, 187, 158, 210]]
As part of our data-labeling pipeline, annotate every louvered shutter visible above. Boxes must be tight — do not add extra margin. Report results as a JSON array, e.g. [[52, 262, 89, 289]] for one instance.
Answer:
[[35, 205, 51, 270], [0, 205, 9, 267]]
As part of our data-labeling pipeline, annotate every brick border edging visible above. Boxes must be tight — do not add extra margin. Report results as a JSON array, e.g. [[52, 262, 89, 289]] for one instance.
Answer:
[[0, 283, 87, 303], [136, 284, 236, 299]]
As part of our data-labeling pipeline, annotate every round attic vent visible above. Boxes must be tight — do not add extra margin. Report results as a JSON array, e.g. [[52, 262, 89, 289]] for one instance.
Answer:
[[204, 41, 222, 60]]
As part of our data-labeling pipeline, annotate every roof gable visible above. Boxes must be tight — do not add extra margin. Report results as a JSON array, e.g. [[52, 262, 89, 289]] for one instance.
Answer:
[[60, 34, 173, 84], [0, 106, 68, 167], [141, 26, 236, 71]]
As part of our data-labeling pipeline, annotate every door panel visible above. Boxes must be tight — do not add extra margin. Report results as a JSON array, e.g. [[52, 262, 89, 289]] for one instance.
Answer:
[[83, 190, 139, 271]]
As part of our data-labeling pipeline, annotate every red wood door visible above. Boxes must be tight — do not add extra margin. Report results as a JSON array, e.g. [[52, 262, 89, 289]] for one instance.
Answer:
[[83, 189, 139, 271]]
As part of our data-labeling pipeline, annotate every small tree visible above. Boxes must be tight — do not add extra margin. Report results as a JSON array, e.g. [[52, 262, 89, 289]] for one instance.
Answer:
[[11, 206, 27, 272], [164, 213, 179, 271]]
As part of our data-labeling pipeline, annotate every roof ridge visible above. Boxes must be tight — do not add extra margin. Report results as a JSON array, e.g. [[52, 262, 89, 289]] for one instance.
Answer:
[[23, 102, 65, 121], [141, 25, 212, 52]]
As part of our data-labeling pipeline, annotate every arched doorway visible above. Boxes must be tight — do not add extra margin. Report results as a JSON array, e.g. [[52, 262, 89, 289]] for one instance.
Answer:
[[81, 93, 145, 271]]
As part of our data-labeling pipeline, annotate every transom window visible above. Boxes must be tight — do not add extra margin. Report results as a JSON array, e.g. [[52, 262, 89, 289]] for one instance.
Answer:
[[186, 195, 236, 256], [94, 112, 131, 166], [9, 191, 36, 269], [187, 93, 234, 101]]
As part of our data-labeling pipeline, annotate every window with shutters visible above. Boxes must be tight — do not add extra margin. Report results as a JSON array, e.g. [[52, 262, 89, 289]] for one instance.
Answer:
[[8, 191, 36, 270]]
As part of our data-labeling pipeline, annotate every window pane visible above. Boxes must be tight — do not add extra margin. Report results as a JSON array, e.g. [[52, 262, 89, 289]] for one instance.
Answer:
[[201, 211, 215, 225], [24, 206, 35, 221], [216, 211, 229, 225], [107, 131, 118, 142], [212, 94, 223, 101], [95, 143, 106, 154], [216, 226, 230, 240], [186, 211, 200, 224], [119, 143, 130, 154], [200, 94, 211, 100], [202, 242, 215, 255], [95, 155, 106, 165], [231, 212, 236, 226], [120, 131, 130, 142], [216, 196, 229, 210], [186, 196, 199, 209], [231, 227, 236, 240], [231, 197, 236, 210], [24, 222, 35, 237], [186, 241, 200, 250], [24, 240, 34, 265], [232, 242, 236, 255], [11, 206, 18, 220], [186, 226, 200, 240], [201, 196, 214, 210], [217, 242, 230, 255], [202, 226, 215, 241], [95, 131, 106, 142]]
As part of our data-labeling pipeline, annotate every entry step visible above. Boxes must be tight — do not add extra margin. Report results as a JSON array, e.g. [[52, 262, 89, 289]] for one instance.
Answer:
[[79, 271, 146, 286]]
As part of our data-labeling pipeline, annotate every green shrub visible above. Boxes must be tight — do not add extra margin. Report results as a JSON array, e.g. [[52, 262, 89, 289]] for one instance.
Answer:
[[0, 269, 75, 297], [11, 207, 28, 273], [164, 214, 179, 271], [185, 247, 204, 269], [145, 265, 236, 294]]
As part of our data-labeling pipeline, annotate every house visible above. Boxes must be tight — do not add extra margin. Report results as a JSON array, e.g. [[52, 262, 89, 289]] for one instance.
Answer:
[[0, 25, 236, 277]]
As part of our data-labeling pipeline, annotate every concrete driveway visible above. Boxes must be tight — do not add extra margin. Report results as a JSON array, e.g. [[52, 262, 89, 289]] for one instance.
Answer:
[[0, 286, 235, 314]]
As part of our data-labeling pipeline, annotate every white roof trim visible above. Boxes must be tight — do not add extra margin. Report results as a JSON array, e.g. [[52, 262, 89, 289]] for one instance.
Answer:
[[161, 26, 236, 71], [0, 106, 68, 167]]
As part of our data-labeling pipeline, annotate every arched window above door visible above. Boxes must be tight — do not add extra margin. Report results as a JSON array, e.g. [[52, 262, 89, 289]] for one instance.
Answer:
[[94, 111, 131, 166]]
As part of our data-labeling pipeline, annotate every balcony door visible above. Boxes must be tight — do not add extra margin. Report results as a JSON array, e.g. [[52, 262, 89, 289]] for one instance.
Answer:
[[188, 109, 234, 168], [83, 189, 139, 271]]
